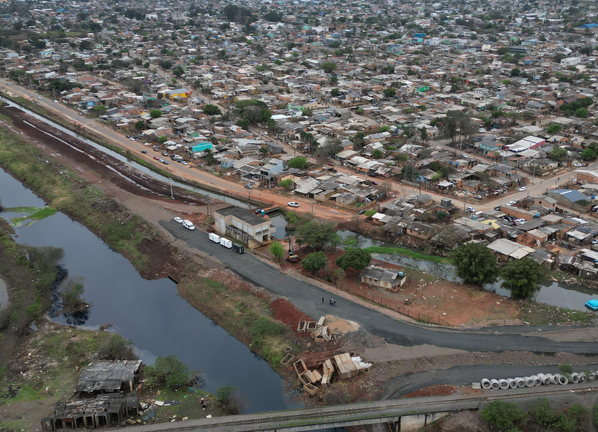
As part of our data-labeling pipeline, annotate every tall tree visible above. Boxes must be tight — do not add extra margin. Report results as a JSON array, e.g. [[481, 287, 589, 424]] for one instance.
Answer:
[[336, 248, 371, 275], [297, 221, 340, 250], [301, 252, 328, 274], [451, 243, 498, 285], [500, 257, 544, 299]]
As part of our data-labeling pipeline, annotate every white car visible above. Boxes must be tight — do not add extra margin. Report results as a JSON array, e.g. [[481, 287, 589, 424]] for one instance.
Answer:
[[288, 202, 300, 207], [174, 217, 183, 224], [182, 220, 195, 230], [466, 206, 475, 213], [507, 200, 517, 206], [574, 163, 582, 167], [181, 161, 189, 166], [519, 187, 526, 192]]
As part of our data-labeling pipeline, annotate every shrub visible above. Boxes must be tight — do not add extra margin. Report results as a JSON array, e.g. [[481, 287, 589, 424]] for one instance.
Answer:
[[559, 364, 573, 375], [216, 384, 243, 414], [145, 355, 190, 389], [481, 401, 525, 430], [288, 157, 307, 169], [269, 241, 284, 262], [533, 398, 558, 427], [98, 334, 136, 360]]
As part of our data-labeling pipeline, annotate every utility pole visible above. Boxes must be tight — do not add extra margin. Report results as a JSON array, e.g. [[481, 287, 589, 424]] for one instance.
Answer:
[[169, 178, 174, 199]]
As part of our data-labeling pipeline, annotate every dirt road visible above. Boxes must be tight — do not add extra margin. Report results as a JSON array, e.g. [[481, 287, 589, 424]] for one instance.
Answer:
[[0, 79, 351, 221]]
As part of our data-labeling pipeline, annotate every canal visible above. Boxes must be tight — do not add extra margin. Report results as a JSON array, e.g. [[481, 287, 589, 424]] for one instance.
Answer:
[[0, 168, 302, 414]]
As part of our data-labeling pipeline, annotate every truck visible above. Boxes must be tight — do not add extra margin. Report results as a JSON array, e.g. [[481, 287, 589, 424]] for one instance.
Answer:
[[220, 238, 233, 249], [232, 243, 245, 254], [209, 232, 220, 243]]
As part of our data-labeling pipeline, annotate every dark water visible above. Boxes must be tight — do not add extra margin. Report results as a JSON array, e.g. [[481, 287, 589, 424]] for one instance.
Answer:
[[335, 231, 598, 312], [0, 168, 302, 414]]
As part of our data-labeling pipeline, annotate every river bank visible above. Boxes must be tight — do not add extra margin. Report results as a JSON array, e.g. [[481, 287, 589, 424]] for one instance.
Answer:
[[0, 110, 364, 411]]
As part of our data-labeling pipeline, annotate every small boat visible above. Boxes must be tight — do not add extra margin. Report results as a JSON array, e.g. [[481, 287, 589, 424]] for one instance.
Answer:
[[585, 299, 598, 310]]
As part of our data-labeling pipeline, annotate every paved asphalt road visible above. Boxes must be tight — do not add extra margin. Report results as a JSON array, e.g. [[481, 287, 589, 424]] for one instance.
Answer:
[[162, 220, 598, 355], [380, 363, 598, 399]]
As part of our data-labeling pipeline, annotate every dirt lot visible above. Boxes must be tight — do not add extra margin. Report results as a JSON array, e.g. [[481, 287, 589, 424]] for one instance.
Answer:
[[262, 243, 521, 327]]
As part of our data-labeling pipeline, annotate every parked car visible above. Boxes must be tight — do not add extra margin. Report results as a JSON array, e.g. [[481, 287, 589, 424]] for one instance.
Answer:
[[358, 209, 367, 215], [371, 180, 378, 186], [162, 151, 169, 157], [182, 220, 195, 230], [574, 163, 582, 167], [474, 195, 483, 200], [174, 217, 183, 224], [466, 206, 475, 213], [154, 156, 160, 161], [244, 184, 253, 189], [141, 150, 147, 154], [153, 146, 159, 152], [162, 160, 169, 165], [507, 200, 517, 206], [181, 161, 189, 166], [288, 202, 300, 207], [519, 187, 526, 192]]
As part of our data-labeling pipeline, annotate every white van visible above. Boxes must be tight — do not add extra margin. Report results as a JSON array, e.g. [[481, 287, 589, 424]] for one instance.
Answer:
[[220, 238, 233, 249], [209, 232, 220, 243], [183, 220, 195, 230]]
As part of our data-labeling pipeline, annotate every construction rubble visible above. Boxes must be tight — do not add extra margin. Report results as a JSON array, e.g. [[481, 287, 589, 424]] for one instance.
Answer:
[[288, 316, 372, 396]]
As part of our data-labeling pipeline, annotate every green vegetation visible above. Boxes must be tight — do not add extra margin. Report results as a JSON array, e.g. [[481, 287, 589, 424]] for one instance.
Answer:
[[288, 156, 307, 169], [278, 178, 294, 190], [269, 241, 284, 261], [343, 236, 358, 246], [451, 243, 498, 285], [363, 246, 452, 265], [481, 398, 588, 432], [520, 302, 595, 326], [10, 207, 57, 226], [301, 252, 328, 274], [145, 355, 190, 389], [550, 147, 568, 162], [481, 401, 525, 430], [216, 384, 243, 414], [0, 126, 160, 270], [501, 257, 544, 299], [336, 248, 371, 275], [297, 220, 340, 250]]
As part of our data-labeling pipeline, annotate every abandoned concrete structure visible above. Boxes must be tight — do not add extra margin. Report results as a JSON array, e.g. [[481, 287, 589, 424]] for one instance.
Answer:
[[77, 360, 142, 394], [41, 360, 142, 431], [41, 393, 140, 431]]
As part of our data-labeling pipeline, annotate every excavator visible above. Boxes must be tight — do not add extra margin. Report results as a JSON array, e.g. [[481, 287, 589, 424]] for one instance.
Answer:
[[287, 235, 299, 263]]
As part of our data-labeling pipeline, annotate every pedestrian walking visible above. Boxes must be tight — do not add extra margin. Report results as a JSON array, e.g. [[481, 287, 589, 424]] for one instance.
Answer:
[[322, 297, 324, 303], [329, 299, 333, 306], [334, 300, 336, 306]]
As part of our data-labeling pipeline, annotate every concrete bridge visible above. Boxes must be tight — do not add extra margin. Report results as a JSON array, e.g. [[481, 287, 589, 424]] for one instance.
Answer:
[[115, 383, 598, 432]]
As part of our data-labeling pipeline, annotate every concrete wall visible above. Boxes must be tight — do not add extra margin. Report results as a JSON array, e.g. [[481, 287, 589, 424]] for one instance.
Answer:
[[400, 412, 450, 431]]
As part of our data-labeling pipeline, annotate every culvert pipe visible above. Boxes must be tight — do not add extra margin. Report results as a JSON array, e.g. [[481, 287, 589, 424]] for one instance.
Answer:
[[515, 378, 525, 388], [579, 373, 587, 383], [490, 379, 500, 390], [589, 372, 596, 381], [529, 375, 541, 386], [571, 373, 580, 383], [507, 378, 517, 389], [537, 373, 546, 383], [542, 374, 553, 385], [525, 376, 535, 387], [499, 379, 509, 390], [481, 379, 492, 390], [557, 374, 568, 385]]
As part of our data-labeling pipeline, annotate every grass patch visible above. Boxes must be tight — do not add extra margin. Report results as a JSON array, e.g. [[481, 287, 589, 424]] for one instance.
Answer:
[[520, 302, 596, 326], [0, 126, 156, 271], [4, 206, 39, 213], [29, 207, 57, 220], [363, 246, 452, 265], [179, 275, 292, 370]]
